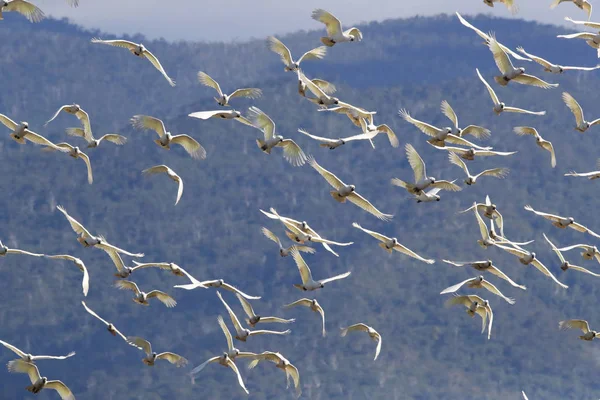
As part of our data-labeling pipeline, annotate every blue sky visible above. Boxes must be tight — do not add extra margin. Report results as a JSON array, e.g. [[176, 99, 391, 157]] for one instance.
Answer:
[[38, 0, 576, 42]]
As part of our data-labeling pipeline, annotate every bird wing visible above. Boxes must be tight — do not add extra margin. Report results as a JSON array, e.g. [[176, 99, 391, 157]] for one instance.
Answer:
[[561, 65, 600, 71], [229, 88, 263, 99], [307, 156, 345, 189], [430, 180, 462, 192], [277, 139, 307, 167], [0, 340, 27, 358], [562, 92, 584, 126], [474, 149, 517, 157], [511, 74, 558, 89], [91, 38, 138, 50], [568, 265, 600, 277], [481, 280, 515, 304], [444, 134, 490, 150], [440, 100, 458, 128], [456, 12, 489, 41], [6, 248, 44, 257], [555, 243, 590, 252], [440, 278, 472, 294], [106, 249, 128, 274], [560, 319, 590, 333], [197, 71, 223, 97], [319, 271, 351, 285], [44, 105, 70, 126], [297, 70, 328, 98], [156, 352, 188, 367], [97, 239, 144, 258], [539, 140, 556, 168], [347, 192, 393, 221], [311, 79, 337, 94], [393, 241, 435, 264], [45, 380, 75, 400], [220, 282, 261, 300], [248, 106, 276, 140], [81, 300, 110, 326], [399, 109, 442, 137], [258, 317, 296, 324], [476, 68, 500, 106], [487, 266, 527, 290], [523, 204, 561, 222], [290, 247, 313, 285], [187, 110, 230, 120], [373, 333, 382, 361], [77, 150, 93, 184], [24, 131, 65, 150], [448, 152, 469, 175], [56, 205, 94, 238], [114, 279, 141, 295], [557, 32, 597, 39], [98, 134, 127, 145], [5, 0, 45, 22], [248, 328, 291, 336], [216, 291, 245, 334], [171, 135, 206, 160], [351, 222, 391, 243], [267, 36, 293, 65], [0, 113, 18, 130], [235, 293, 257, 320], [143, 48, 176, 86], [146, 290, 177, 307], [283, 298, 313, 309], [142, 164, 169, 176], [75, 109, 92, 136], [477, 168, 509, 180], [127, 336, 152, 355], [502, 107, 546, 116], [130, 115, 167, 137], [297, 128, 341, 145], [298, 46, 328, 63], [513, 126, 538, 136], [516, 46, 552, 68], [295, 245, 316, 254], [226, 358, 249, 395], [473, 203, 491, 242], [341, 323, 370, 336], [462, 125, 491, 139], [217, 315, 234, 351], [261, 227, 282, 248], [7, 360, 41, 384], [189, 356, 220, 376], [312, 8, 343, 37], [405, 143, 427, 182], [488, 33, 516, 74], [530, 259, 568, 289]]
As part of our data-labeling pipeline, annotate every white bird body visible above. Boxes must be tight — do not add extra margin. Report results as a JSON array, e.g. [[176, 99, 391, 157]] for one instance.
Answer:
[[414, 187, 443, 202], [284, 298, 326, 337], [91, 38, 175, 86], [441, 101, 491, 139], [562, 92, 600, 132], [197, 71, 262, 107], [248, 351, 301, 397], [513, 127, 556, 168], [440, 275, 515, 304], [448, 152, 509, 185], [7, 360, 75, 399], [115, 280, 177, 307], [127, 336, 187, 368], [289, 247, 351, 291], [340, 323, 382, 360], [267, 36, 327, 71], [311, 9, 362, 46], [131, 115, 206, 159], [65, 127, 126, 148], [559, 319, 599, 340], [445, 295, 494, 339], [524, 204, 600, 238], [443, 260, 526, 290]]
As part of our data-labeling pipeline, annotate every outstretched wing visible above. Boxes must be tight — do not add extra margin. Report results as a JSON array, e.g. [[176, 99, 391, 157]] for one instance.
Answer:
[[307, 156, 345, 189], [197, 71, 223, 97], [143, 48, 176, 87], [171, 135, 206, 160], [562, 92, 584, 127], [347, 192, 394, 221]]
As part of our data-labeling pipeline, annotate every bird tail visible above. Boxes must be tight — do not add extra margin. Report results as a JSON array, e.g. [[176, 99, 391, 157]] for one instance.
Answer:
[[293, 284, 304, 290], [25, 385, 36, 393], [330, 191, 346, 203], [427, 138, 445, 147], [285, 231, 304, 243], [378, 243, 393, 254], [77, 237, 91, 247], [340, 327, 349, 337], [10, 134, 25, 144], [256, 139, 270, 153], [320, 37, 335, 47], [494, 76, 509, 86]]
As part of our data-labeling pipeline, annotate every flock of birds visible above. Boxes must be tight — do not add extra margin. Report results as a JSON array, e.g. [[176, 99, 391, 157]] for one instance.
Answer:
[[3, 1, 600, 399]]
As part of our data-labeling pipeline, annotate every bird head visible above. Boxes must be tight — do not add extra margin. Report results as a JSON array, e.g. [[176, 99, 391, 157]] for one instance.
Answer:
[[435, 196, 441, 201], [301, 221, 309, 230], [429, 177, 436, 184], [586, 122, 591, 129], [320, 283, 325, 288], [445, 127, 452, 134], [568, 217, 575, 224], [21, 121, 29, 128], [332, 97, 339, 104], [485, 260, 493, 267], [41, 377, 48, 384], [391, 237, 399, 245], [530, 252, 536, 259], [499, 103, 505, 110], [477, 275, 484, 282], [558, 67, 564, 74], [276, 135, 284, 143], [349, 185, 356, 192], [217, 279, 225, 286], [465, 178, 473, 185], [518, 67, 525, 74]]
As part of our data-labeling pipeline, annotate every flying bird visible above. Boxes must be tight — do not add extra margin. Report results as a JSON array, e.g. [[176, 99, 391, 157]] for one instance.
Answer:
[[440, 100, 491, 139], [557, 19, 600, 56], [513, 127, 556, 168], [390, 143, 462, 195], [340, 323, 382, 360], [217, 291, 291, 342], [175, 278, 261, 300], [267, 36, 327, 71], [0, 340, 74, 363], [308, 156, 393, 221], [460, 195, 505, 237], [45, 104, 92, 135], [297, 74, 337, 98], [0, 239, 43, 257], [297, 70, 339, 107], [544, 234, 600, 277], [443, 260, 526, 290], [495, 243, 568, 289], [0, 114, 69, 150], [359, 116, 399, 148], [65, 127, 127, 149], [565, 159, 600, 179], [247, 106, 307, 167], [562, 92, 600, 132], [131, 115, 206, 160], [445, 294, 493, 339], [197, 71, 262, 106], [91, 38, 175, 86], [46, 254, 90, 296], [0, 0, 44, 23], [352, 222, 435, 264], [188, 109, 254, 126], [559, 319, 599, 340], [483, 0, 518, 14], [128, 261, 202, 282], [455, 13, 529, 61], [45, 142, 93, 184], [399, 109, 491, 149], [7, 360, 75, 400], [556, 243, 600, 264], [283, 298, 326, 337], [127, 336, 188, 367], [516, 46, 600, 74], [318, 101, 376, 127], [114, 280, 177, 307], [414, 187, 446, 203], [248, 352, 301, 398], [290, 247, 351, 291], [476, 68, 546, 116], [297, 128, 370, 150], [56, 205, 144, 257], [142, 165, 184, 206], [448, 152, 509, 185], [311, 8, 363, 46], [524, 204, 600, 239], [487, 34, 557, 88], [190, 352, 249, 394], [81, 301, 141, 347], [235, 293, 295, 328], [440, 276, 515, 304], [261, 227, 315, 257], [551, 0, 592, 20]]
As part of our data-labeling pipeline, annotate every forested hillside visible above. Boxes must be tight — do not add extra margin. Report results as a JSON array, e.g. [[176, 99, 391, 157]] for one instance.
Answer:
[[1, 12, 600, 400]]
